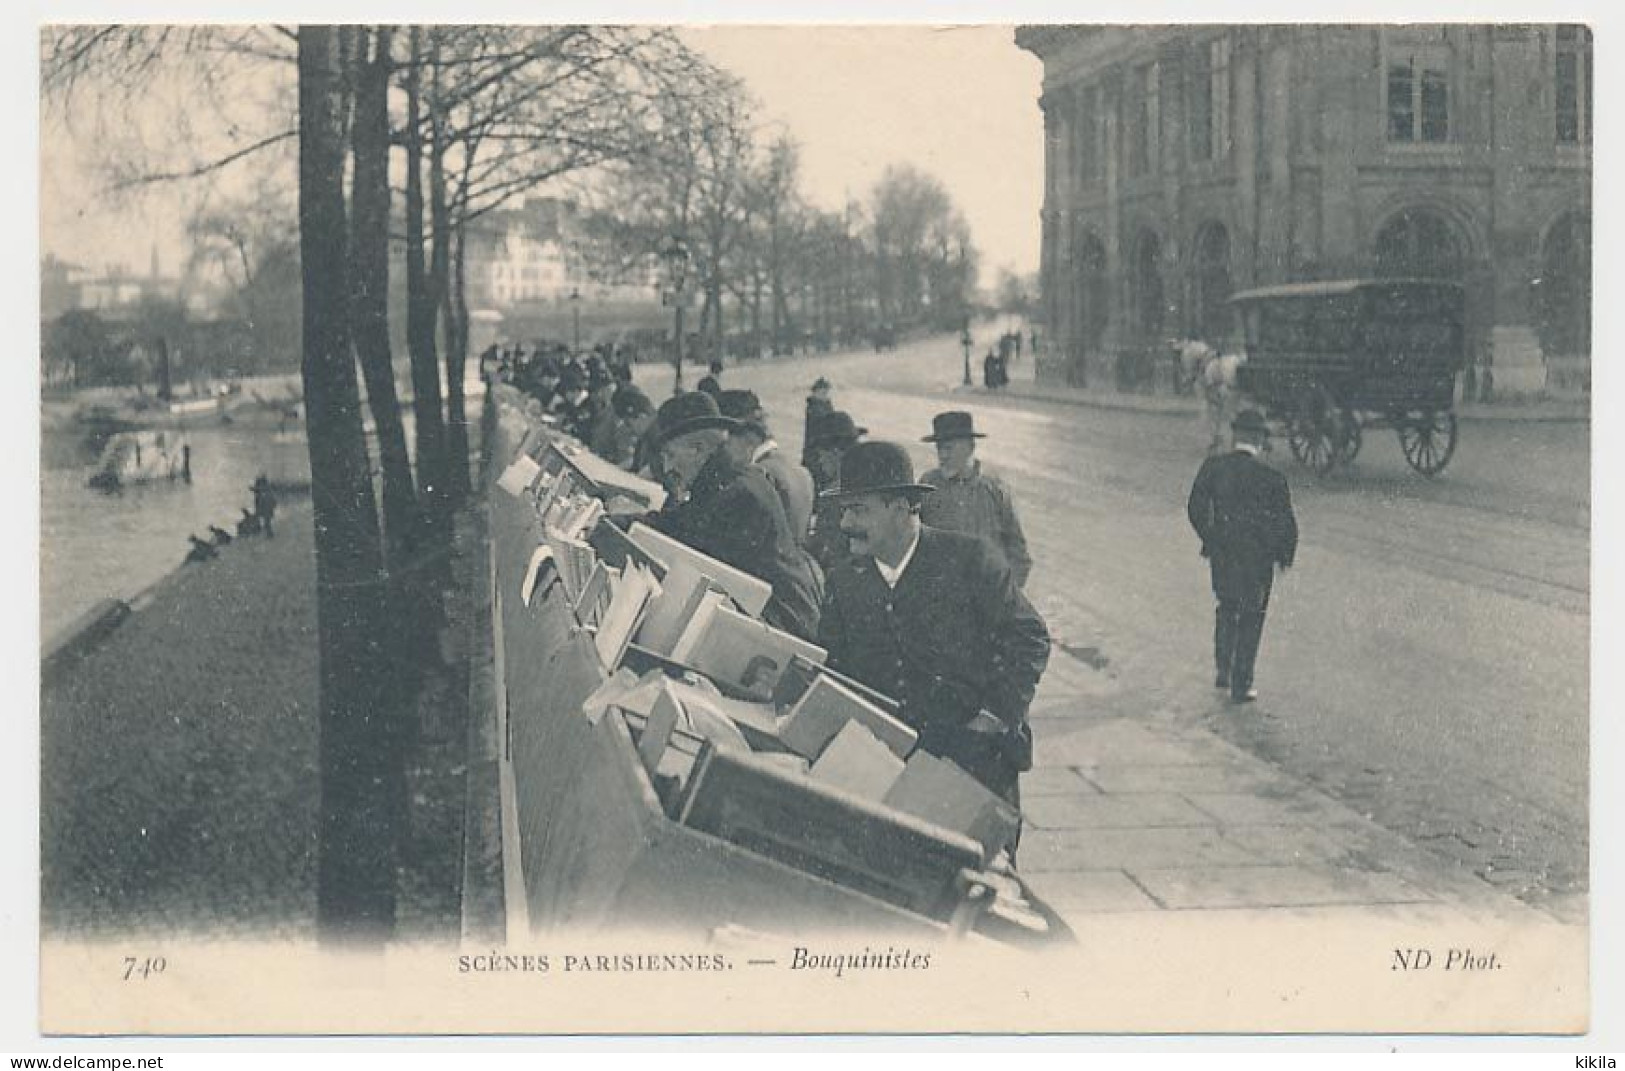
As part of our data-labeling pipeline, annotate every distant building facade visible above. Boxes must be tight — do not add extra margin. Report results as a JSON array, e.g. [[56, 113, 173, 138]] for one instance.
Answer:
[[463, 197, 660, 311], [1015, 25, 1592, 396]]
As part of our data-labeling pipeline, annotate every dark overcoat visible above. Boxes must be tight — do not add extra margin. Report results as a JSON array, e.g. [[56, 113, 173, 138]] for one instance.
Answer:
[[1186, 449, 1298, 605], [818, 525, 1050, 789], [650, 447, 823, 640]]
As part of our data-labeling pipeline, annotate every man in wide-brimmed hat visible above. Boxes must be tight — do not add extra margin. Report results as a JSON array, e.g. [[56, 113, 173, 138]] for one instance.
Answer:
[[919, 410, 1033, 590], [1186, 408, 1298, 704], [817, 441, 1050, 808], [645, 391, 822, 640], [802, 409, 867, 570], [718, 389, 815, 546]]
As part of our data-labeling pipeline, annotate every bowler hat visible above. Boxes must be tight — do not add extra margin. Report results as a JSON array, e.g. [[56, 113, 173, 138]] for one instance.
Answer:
[[808, 410, 866, 449], [810, 377, 832, 391], [823, 441, 935, 499], [652, 390, 738, 446], [1232, 409, 1270, 436], [611, 385, 653, 420], [921, 410, 986, 443]]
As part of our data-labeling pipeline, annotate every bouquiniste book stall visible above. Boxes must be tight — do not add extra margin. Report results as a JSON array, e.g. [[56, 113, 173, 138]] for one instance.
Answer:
[[487, 386, 1060, 946]]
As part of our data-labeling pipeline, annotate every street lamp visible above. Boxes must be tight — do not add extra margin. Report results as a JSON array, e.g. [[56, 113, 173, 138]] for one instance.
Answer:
[[961, 322, 974, 387], [569, 287, 582, 353], [660, 235, 691, 395]]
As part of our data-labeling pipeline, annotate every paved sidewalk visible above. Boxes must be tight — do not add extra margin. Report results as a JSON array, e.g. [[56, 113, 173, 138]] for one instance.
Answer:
[[989, 374, 1590, 424], [1018, 651, 1548, 926]]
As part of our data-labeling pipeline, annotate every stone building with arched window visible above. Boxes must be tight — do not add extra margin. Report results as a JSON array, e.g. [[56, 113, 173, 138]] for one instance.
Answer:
[[1016, 25, 1591, 397]]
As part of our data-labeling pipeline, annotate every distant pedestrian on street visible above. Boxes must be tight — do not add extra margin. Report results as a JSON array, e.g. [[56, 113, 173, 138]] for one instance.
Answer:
[[252, 474, 278, 539], [696, 359, 725, 397], [919, 411, 1033, 590], [1186, 409, 1298, 703], [802, 377, 835, 467]]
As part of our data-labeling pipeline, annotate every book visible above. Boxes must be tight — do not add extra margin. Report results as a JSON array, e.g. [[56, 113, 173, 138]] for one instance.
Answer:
[[680, 603, 828, 703], [635, 680, 687, 773], [519, 544, 558, 608], [882, 750, 1023, 866], [573, 560, 614, 630], [810, 721, 906, 801], [771, 654, 903, 721], [497, 454, 543, 497], [627, 522, 772, 618], [778, 672, 917, 761], [594, 561, 661, 671], [634, 557, 720, 656]]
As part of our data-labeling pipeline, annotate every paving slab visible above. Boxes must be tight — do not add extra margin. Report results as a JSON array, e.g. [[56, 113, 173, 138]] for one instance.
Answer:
[[1031, 718, 1211, 768], [1182, 791, 1344, 827], [1027, 869, 1162, 914], [1080, 762, 1288, 796], [1020, 766, 1098, 796], [1217, 823, 1392, 869], [1022, 792, 1215, 831], [1022, 826, 1264, 873], [1129, 865, 1436, 910]]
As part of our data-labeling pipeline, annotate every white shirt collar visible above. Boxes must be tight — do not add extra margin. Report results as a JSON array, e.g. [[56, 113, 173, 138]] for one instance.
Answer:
[[874, 527, 921, 588], [751, 439, 779, 464], [1235, 442, 1260, 457]]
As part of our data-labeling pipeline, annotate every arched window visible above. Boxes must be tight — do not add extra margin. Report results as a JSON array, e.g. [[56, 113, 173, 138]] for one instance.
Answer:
[[1374, 208, 1463, 280], [1071, 230, 1108, 349], [1191, 222, 1232, 344], [1536, 212, 1591, 358], [1132, 230, 1164, 340]]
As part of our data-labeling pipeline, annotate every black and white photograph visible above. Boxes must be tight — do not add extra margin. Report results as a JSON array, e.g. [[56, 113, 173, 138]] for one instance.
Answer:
[[19, 9, 1610, 1042]]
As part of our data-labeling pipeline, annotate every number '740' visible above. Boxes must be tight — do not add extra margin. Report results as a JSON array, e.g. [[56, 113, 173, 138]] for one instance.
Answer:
[[122, 956, 166, 981]]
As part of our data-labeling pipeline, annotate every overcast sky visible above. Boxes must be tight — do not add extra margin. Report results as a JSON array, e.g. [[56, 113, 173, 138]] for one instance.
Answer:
[[39, 24, 1044, 285]]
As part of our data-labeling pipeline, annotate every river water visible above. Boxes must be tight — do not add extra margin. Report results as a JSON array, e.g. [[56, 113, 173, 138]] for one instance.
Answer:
[[39, 420, 312, 646]]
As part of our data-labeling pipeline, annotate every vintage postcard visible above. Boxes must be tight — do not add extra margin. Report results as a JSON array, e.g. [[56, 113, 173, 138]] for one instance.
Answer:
[[26, 12, 1602, 1043]]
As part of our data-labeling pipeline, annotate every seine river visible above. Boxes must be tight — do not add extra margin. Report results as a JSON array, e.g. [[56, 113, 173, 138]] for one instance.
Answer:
[[39, 419, 311, 645]]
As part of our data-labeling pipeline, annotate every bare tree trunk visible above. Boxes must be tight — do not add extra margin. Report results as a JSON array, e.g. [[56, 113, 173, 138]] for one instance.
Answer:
[[349, 25, 418, 563], [442, 221, 471, 501], [298, 24, 396, 946], [404, 28, 447, 545]]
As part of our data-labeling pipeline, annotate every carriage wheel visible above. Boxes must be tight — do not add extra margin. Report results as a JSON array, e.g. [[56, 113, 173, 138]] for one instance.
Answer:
[[1398, 410, 1458, 476], [1288, 416, 1338, 475]]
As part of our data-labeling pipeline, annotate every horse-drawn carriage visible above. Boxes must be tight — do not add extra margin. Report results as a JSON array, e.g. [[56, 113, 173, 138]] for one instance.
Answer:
[[1229, 278, 1466, 477]]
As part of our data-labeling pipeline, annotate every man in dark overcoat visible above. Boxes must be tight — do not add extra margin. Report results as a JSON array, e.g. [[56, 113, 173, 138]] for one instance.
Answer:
[[646, 391, 822, 641], [1186, 409, 1299, 703], [817, 442, 1051, 806], [717, 389, 815, 546]]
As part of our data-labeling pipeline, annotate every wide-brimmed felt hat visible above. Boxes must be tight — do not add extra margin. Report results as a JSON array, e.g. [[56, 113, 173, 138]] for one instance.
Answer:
[[1231, 409, 1270, 436], [822, 441, 935, 500], [807, 410, 866, 449], [652, 390, 739, 446], [922, 410, 986, 443]]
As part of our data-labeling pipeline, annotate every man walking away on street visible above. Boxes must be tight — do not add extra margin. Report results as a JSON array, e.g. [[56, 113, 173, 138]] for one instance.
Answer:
[[252, 474, 278, 539], [919, 411, 1033, 590], [818, 441, 1049, 810], [802, 377, 835, 467], [696, 359, 725, 397], [1186, 409, 1298, 703]]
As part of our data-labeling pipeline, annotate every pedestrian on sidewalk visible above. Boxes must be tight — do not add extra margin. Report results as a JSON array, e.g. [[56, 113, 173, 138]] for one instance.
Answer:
[[817, 441, 1050, 810], [919, 411, 1033, 590], [1185, 409, 1298, 703], [251, 474, 278, 539]]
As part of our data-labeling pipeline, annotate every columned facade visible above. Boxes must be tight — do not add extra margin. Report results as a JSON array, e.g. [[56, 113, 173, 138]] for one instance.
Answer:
[[1016, 24, 1592, 397]]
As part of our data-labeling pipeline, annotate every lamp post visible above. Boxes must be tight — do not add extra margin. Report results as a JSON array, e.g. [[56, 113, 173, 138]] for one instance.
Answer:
[[961, 322, 973, 387], [569, 287, 582, 353], [660, 235, 691, 395]]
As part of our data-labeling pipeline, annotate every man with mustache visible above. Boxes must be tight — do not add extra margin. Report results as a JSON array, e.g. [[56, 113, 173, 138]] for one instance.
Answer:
[[816, 442, 1050, 806]]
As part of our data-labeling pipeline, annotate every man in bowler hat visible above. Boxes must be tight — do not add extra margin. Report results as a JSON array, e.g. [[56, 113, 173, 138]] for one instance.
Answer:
[[1186, 409, 1298, 702], [646, 390, 822, 640], [919, 411, 1033, 589], [818, 442, 1050, 806], [802, 409, 866, 571], [718, 389, 815, 546]]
